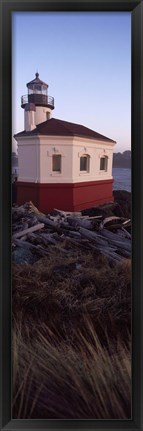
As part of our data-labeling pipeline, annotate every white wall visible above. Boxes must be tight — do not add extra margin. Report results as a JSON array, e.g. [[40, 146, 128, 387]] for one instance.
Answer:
[[17, 137, 40, 182], [39, 135, 115, 183], [24, 106, 52, 131], [34, 106, 52, 125], [16, 134, 115, 184], [72, 136, 115, 183], [39, 136, 73, 183], [24, 111, 36, 132]]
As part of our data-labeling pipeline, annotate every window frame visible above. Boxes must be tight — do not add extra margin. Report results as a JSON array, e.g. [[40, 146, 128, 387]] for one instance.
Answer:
[[52, 154, 62, 173], [100, 155, 108, 172], [80, 154, 90, 173]]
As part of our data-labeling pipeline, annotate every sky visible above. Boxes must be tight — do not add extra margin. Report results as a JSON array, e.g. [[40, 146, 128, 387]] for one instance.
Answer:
[[12, 12, 131, 153]]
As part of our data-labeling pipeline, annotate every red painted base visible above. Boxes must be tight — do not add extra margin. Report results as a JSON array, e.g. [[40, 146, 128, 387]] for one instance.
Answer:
[[16, 179, 114, 213]]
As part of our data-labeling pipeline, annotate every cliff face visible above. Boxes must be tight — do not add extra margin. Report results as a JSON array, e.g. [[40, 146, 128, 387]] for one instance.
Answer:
[[113, 151, 131, 168]]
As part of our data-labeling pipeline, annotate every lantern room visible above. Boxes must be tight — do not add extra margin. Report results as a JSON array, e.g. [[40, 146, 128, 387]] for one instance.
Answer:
[[21, 72, 54, 110]]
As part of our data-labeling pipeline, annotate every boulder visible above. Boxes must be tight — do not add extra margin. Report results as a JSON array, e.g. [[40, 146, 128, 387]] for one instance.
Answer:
[[12, 248, 35, 264]]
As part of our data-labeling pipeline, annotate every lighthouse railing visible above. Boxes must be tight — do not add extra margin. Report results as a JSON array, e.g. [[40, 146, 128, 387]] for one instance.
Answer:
[[21, 94, 54, 109]]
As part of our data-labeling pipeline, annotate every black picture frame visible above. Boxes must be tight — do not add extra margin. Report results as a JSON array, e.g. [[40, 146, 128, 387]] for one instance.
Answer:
[[0, 0, 143, 430]]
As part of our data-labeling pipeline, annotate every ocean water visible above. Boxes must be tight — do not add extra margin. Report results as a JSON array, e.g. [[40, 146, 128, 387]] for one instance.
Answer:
[[112, 168, 131, 192]]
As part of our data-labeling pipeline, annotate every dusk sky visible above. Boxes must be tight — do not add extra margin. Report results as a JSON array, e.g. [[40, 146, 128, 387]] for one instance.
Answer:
[[12, 12, 131, 153]]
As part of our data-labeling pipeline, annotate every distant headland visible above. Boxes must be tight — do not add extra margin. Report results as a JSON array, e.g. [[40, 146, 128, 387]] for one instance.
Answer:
[[113, 150, 131, 169]]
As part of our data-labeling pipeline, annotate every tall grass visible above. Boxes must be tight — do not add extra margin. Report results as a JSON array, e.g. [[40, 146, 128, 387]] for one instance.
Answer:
[[12, 250, 131, 419], [12, 317, 131, 419]]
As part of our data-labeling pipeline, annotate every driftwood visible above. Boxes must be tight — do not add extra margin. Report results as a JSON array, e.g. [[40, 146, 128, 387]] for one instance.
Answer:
[[122, 219, 131, 228], [23, 201, 44, 215], [36, 214, 62, 233], [97, 246, 123, 263], [67, 231, 81, 239], [27, 233, 67, 254], [121, 227, 131, 240], [79, 227, 109, 246], [79, 227, 124, 262], [62, 235, 93, 251], [12, 201, 132, 264], [54, 208, 82, 217], [39, 233, 60, 246], [99, 216, 126, 229], [12, 223, 45, 239], [12, 238, 50, 256], [79, 215, 102, 220], [100, 229, 131, 252], [67, 216, 94, 230]]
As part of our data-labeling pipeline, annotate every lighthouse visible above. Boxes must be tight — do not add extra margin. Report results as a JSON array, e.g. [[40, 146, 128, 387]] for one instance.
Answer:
[[14, 73, 116, 213], [21, 72, 54, 129]]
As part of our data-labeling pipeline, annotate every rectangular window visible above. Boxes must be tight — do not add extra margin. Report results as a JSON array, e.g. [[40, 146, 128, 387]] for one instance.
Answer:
[[52, 155, 61, 172], [34, 84, 41, 94], [46, 112, 50, 120], [80, 155, 89, 172], [100, 157, 108, 171]]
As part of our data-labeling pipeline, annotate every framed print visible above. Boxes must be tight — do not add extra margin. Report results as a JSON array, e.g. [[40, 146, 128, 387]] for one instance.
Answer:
[[0, 0, 143, 430]]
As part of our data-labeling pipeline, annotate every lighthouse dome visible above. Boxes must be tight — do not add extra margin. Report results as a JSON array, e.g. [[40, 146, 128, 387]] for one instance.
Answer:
[[26, 72, 48, 91]]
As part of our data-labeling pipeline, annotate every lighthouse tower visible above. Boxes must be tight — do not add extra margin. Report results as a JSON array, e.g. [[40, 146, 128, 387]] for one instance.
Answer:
[[21, 72, 54, 130], [14, 73, 116, 213]]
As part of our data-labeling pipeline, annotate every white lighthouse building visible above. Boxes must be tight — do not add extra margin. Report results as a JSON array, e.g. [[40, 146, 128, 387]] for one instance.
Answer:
[[14, 73, 116, 212]]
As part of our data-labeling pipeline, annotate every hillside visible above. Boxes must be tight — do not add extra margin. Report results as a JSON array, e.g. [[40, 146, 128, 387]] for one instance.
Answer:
[[113, 151, 131, 168]]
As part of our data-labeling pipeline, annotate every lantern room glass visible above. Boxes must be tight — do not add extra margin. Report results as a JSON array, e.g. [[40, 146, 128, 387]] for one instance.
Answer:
[[28, 84, 47, 96]]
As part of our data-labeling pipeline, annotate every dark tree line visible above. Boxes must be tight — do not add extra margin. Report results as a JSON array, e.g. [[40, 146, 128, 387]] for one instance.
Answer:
[[113, 151, 131, 168]]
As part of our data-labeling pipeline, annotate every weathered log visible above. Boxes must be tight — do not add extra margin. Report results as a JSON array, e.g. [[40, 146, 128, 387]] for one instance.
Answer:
[[59, 221, 74, 229], [54, 208, 82, 217], [104, 223, 126, 231], [20, 236, 28, 241], [74, 215, 102, 220], [79, 226, 131, 258], [12, 201, 132, 263], [116, 248, 131, 258], [67, 231, 82, 239], [121, 227, 131, 240], [12, 238, 50, 255], [28, 233, 67, 254], [36, 214, 62, 233], [26, 233, 41, 244], [12, 206, 26, 220], [79, 227, 109, 246], [23, 201, 44, 215], [122, 219, 131, 228], [27, 215, 39, 226], [99, 216, 126, 230], [67, 216, 93, 230], [98, 246, 123, 262], [100, 229, 131, 252], [38, 233, 59, 245], [12, 223, 45, 239], [63, 235, 93, 250]]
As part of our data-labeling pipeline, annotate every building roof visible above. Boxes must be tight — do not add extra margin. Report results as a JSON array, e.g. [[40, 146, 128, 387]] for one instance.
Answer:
[[26, 73, 48, 88], [14, 117, 116, 143]]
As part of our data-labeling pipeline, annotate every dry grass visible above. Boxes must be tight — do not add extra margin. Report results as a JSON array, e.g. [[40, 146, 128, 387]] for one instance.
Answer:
[[12, 249, 131, 419]]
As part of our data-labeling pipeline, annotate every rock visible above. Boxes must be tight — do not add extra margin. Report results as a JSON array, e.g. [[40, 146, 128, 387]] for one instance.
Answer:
[[12, 248, 35, 264], [113, 190, 131, 218], [82, 191, 131, 220]]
